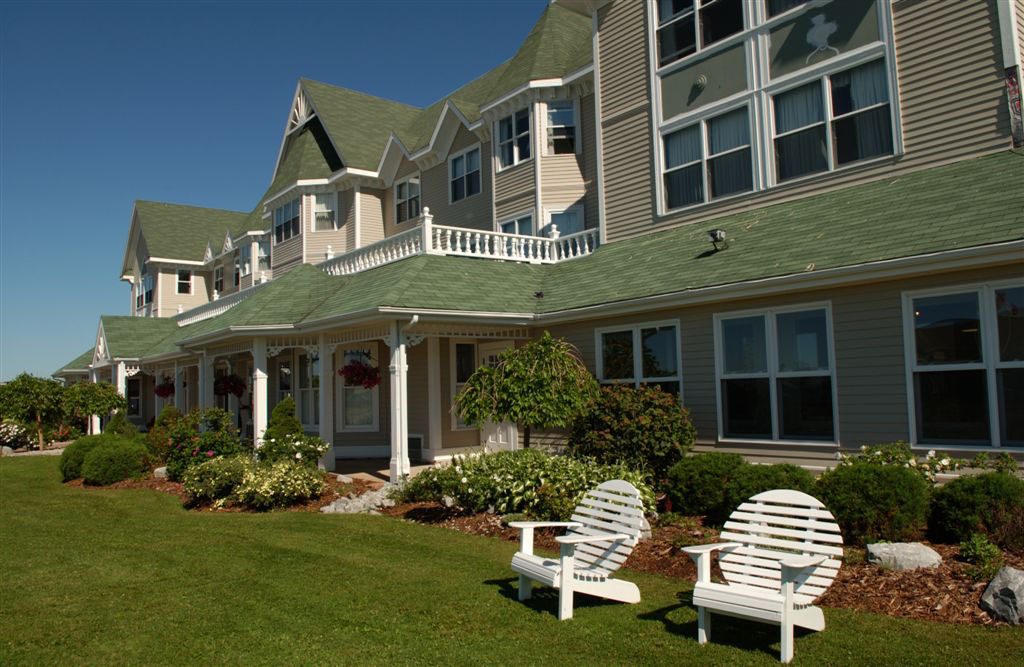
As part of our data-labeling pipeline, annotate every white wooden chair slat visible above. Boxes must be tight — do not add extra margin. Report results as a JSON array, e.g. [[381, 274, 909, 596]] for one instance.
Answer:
[[723, 520, 845, 544], [509, 479, 644, 620], [685, 489, 843, 663]]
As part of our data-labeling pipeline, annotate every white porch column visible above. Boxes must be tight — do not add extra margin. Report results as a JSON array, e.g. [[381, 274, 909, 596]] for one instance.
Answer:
[[388, 321, 410, 481], [426, 336, 442, 457], [173, 362, 184, 411], [114, 361, 127, 397], [88, 369, 101, 434], [200, 354, 215, 409], [252, 338, 269, 447], [317, 334, 335, 471]]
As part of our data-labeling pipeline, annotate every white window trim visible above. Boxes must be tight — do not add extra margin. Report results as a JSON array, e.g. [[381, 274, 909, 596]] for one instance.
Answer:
[[496, 209, 535, 236], [394, 173, 422, 225], [654, 0, 751, 73], [450, 339, 478, 431], [339, 342, 380, 433], [541, 99, 581, 157], [176, 269, 192, 296], [448, 143, 483, 205], [542, 204, 585, 238], [594, 319, 684, 405], [312, 191, 338, 233], [901, 279, 1024, 450], [273, 197, 302, 245], [494, 107, 534, 172], [713, 301, 840, 446], [213, 266, 224, 293], [239, 244, 253, 278], [647, 0, 902, 218]]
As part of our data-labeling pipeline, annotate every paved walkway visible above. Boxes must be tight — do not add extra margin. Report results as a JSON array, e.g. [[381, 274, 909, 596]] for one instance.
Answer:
[[2, 447, 65, 457], [334, 458, 435, 483]]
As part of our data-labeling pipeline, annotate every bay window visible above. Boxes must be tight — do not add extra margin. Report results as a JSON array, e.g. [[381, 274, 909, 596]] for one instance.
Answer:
[[449, 147, 481, 202], [716, 306, 836, 442], [297, 353, 319, 429], [663, 106, 752, 210], [657, 0, 744, 68], [257, 240, 270, 271], [546, 101, 576, 155], [497, 108, 531, 168], [395, 176, 421, 223], [905, 284, 1024, 447], [273, 198, 301, 244], [596, 322, 682, 397], [176, 270, 191, 295], [239, 244, 252, 277], [340, 346, 378, 431], [451, 342, 477, 429], [314, 193, 336, 231]]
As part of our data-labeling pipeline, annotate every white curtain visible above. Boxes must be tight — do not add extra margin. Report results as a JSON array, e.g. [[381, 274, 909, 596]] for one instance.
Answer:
[[774, 82, 822, 134], [832, 60, 891, 162], [708, 108, 751, 197], [708, 107, 749, 155], [774, 82, 827, 180], [664, 124, 700, 168]]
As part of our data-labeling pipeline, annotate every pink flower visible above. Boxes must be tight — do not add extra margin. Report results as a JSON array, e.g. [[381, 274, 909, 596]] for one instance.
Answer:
[[206, 450, 214, 457]]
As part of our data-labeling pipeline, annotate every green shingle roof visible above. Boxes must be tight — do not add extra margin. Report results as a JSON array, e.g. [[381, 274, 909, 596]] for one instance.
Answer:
[[54, 348, 95, 376], [100, 316, 181, 359], [134, 201, 262, 262], [265, 126, 335, 196]]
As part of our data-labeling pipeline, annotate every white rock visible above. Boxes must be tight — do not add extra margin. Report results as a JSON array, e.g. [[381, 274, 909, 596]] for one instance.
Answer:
[[442, 495, 455, 508], [980, 566, 1024, 625], [153, 466, 168, 479], [1, 446, 13, 456], [866, 542, 942, 570], [639, 515, 653, 541], [336, 474, 354, 484]]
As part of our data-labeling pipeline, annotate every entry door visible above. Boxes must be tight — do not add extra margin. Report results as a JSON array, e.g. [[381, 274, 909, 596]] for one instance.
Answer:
[[478, 341, 518, 451]]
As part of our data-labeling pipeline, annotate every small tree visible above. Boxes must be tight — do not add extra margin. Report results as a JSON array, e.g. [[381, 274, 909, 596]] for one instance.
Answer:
[[264, 395, 303, 443], [0, 373, 66, 449], [454, 332, 598, 449], [64, 382, 126, 427]]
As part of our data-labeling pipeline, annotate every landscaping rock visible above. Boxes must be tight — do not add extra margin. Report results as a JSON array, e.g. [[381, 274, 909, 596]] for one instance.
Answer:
[[980, 566, 1024, 625], [442, 495, 455, 508], [321, 484, 397, 514], [153, 466, 168, 479], [866, 542, 942, 570], [1, 446, 13, 456], [639, 515, 653, 541], [335, 474, 353, 484]]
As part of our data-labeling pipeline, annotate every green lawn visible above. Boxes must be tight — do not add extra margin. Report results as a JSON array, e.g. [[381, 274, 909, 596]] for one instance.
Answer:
[[1, 458, 1020, 665]]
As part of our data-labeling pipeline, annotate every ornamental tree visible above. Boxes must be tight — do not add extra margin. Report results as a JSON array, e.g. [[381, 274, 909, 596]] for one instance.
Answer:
[[64, 381, 126, 426], [454, 332, 599, 449], [0, 373, 66, 450]]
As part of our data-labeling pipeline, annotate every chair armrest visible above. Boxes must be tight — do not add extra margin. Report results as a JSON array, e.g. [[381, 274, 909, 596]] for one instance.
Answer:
[[680, 542, 742, 556], [555, 533, 631, 545], [507, 521, 581, 530], [779, 555, 827, 572]]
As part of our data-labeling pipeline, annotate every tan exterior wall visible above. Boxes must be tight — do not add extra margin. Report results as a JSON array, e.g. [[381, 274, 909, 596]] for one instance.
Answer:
[[359, 188, 386, 245], [540, 97, 591, 227], [597, 0, 1014, 242], [333, 340, 390, 452], [305, 189, 350, 263], [494, 159, 534, 225], [419, 126, 493, 231], [272, 234, 302, 270], [542, 262, 1024, 466], [1017, 0, 1024, 62], [384, 158, 422, 238], [439, 337, 479, 449], [157, 267, 209, 316]]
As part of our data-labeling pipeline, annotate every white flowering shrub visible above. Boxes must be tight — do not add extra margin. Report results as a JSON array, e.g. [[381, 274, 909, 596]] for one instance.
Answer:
[[400, 449, 655, 520], [0, 420, 29, 449], [836, 441, 963, 483], [235, 460, 327, 510], [182, 455, 253, 506], [254, 433, 329, 467]]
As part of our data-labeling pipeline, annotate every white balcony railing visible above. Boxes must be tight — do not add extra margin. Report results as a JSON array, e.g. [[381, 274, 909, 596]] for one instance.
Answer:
[[319, 207, 598, 277], [174, 278, 269, 326]]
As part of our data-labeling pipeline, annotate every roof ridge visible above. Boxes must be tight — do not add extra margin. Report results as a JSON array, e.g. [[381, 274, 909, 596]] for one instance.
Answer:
[[135, 200, 249, 215], [300, 77, 422, 111]]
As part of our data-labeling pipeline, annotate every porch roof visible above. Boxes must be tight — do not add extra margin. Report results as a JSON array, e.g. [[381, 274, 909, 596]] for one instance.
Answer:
[[100, 315, 182, 360], [53, 347, 95, 376]]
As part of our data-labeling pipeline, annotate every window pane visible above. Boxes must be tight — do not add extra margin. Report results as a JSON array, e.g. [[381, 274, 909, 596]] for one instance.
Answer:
[[722, 315, 767, 374], [916, 370, 990, 443], [451, 155, 464, 178], [700, 0, 743, 48], [650, 380, 681, 397], [723, 378, 772, 438], [550, 210, 583, 236], [451, 178, 464, 202], [515, 108, 530, 136], [658, 14, 696, 66], [547, 102, 574, 128], [775, 126, 827, 182], [776, 309, 829, 372], [300, 391, 312, 425], [601, 330, 635, 380], [707, 107, 749, 155], [831, 60, 888, 116], [642, 326, 678, 377], [466, 170, 481, 197], [658, 0, 692, 23], [455, 344, 475, 383], [832, 105, 892, 165], [499, 117, 513, 142], [466, 148, 480, 173], [998, 368, 1024, 445], [517, 134, 531, 161], [665, 163, 703, 209], [779, 376, 834, 440], [767, 0, 806, 17], [500, 142, 514, 168], [913, 292, 982, 365], [996, 287, 1024, 362], [550, 127, 576, 154], [664, 125, 701, 169], [708, 148, 752, 198], [774, 83, 823, 134], [344, 387, 373, 426]]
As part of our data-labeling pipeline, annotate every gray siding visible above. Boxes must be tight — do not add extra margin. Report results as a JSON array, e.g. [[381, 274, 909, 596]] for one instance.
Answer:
[[305, 189, 349, 263], [271, 234, 302, 270], [420, 125, 493, 231], [360, 188, 386, 245], [384, 158, 421, 239]]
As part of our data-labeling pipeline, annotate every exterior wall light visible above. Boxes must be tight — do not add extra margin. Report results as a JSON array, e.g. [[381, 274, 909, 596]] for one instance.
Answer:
[[708, 228, 727, 251]]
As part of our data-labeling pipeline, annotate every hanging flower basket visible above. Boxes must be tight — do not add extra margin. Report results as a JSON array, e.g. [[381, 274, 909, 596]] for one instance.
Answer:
[[214, 374, 246, 397], [155, 381, 175, 398], [339, 359, 380, 389]]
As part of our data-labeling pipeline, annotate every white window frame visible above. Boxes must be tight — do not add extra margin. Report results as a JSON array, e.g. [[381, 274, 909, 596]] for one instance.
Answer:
[[495, 107, 533, 171], [394, 174, 422, 225], [647, 0, 902, 217], [213, 266, 224, 293], [594, 320, 684, 404], [497, 210, 535, 236], [313, 192, 337, 232], [176, 269, 192, 295], [655, 0, 750, 71], [713, 302, 839, 445], [273, 197, 302, 244], [297, 351, 320, 431], [448, 144, 482, 204], [901, 280, 1024, 449], [239, 244, 252, 277], [541, 99, 580, 157], [450, 340, 478, 431], [541, 204, 585, 238], [257, 240, 271, 272], [339, 343, 380, 433]]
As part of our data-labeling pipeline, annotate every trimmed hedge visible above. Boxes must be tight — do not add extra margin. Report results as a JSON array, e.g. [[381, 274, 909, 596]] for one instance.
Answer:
[[666, 453, 748, 518], [929, 472, 1024, 552], [59, 434, 112, 482], [816, 462, 930, 545], [81, 439, 149, 486]]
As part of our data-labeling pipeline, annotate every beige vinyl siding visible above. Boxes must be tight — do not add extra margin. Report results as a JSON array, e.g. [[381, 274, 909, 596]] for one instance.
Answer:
[[305, 189, 349, 263], [359, 188, 386, 245], [272, 256, 302, 276], [384, 159, 422, 238], [581, 93, 600, 231], [420, 126, 493, 231], [440, 337, 478, 448], [494, 160, 534, 223], [344, 188, 358, 250], [539, 96, 599, 231], [543, 261, 1024, 466], [598, 0, 1014, 242], [272, 234, 302, 269], [157, 267, 209, 315]]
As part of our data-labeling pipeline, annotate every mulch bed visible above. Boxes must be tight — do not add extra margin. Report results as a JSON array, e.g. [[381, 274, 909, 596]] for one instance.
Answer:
[[383, 500, 1021, 627]]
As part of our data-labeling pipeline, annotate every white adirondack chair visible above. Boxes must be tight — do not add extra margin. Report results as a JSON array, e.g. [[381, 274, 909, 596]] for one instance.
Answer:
[[682, 489, 843, 664], [509, 479, 645, 620]]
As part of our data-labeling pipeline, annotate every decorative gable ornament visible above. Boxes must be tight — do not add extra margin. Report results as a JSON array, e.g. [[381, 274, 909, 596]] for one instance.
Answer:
[[222, 232, 233, 254], [289, 88, 314, 132], [204, 243, 214, 263]]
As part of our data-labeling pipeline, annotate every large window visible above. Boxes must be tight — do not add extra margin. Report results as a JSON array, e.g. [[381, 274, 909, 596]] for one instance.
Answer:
[[449, 147, 481, 202], [497, 108, 531, 169], [257, 240, 270, 272], [451, 342, 477, 429], [663, 106, 752, 210], [297, 353, 319, 429], [543, 206, 584, 238], [716, 306, 836, 442], [273, 198, 301, 244], [395, 176, 421, 223], [340, 346, 378, 431], [136, 272, 153, 310], [313, 193, 336, 231], [176, 270, 191, 295], [597, 322, 682, 398], [546, 101, 577, 155], [904, 284, 1023, 447], [657, 0, 745, 68]]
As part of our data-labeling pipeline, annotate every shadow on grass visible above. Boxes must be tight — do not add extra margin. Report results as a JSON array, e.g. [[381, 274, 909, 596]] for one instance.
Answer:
[[484, 577, 623, 618], [637, 590, 815, 660]]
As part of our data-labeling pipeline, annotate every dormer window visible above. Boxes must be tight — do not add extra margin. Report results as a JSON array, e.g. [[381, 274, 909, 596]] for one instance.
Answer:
[[497, 108, 531, 168], [240, 244, 252, 277], [214, 266, 224, 293], [313, 193, 336, 231], [395, 176, 421, 223], [450, 146, 481, 203], [177, 270, 192, 295], [257, 240, 270, 271], [136, 272, 153, 310], [273, 198, 301, 244]]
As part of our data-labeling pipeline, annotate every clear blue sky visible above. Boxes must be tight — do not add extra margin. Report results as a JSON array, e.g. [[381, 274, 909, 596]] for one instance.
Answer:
[[0, 0, 550, 380]]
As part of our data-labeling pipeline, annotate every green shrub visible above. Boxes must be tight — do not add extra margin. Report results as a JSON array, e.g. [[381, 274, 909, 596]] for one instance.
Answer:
[[928, 472, 1024, 552], [234, 460, 326, 510], [256, 432, 329, 467], [103, 412, 138, 439], [263, 396, 303, 443], [959, 533, 1004, 581], [666, 453, 749, 517], [182, 455, 252, 506], [816, 462, 930, 545], [166, 408, 241, 481], [567, 384, 696, 484], [145, 405, 181, 464], [81, 439, 149, 486], [400, 449, 655, 520], [59, 434, 113, 481], [707, 463, 817, 526]]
